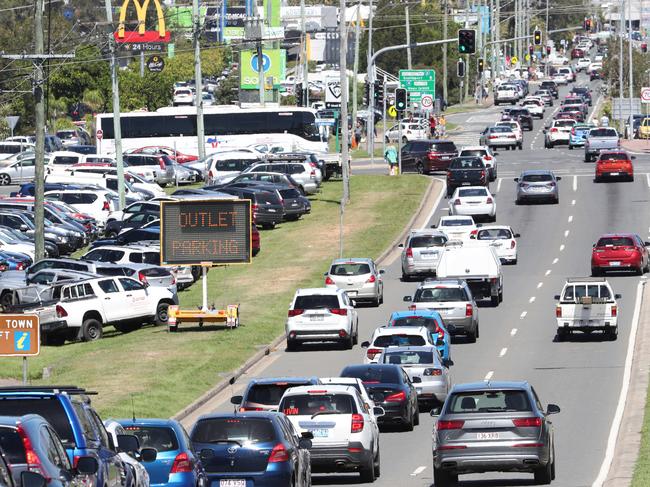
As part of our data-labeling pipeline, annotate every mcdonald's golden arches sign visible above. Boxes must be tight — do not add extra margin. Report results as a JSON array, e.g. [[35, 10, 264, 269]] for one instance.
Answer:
[[114, 0, 171, 43]]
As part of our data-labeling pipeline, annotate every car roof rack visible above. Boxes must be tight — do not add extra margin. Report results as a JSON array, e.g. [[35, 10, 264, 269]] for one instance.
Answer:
[[566, 277, 606, 283], [0, 386, 98, 395]]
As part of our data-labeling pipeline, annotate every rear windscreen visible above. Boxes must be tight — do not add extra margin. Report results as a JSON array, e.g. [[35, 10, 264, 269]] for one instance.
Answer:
[[0, 397, 75, 446], [556, 120, 575, 128], [590, 129, 617, 137], [255, 192, 280, 205], [141, 267, 171, 278], [280, 393, 354, 416], [597, 237, 634, 247], [373, 334, 426, 347], [449, 158, 483, 169], [329, 263, 371, 276], [409, 235, 446, 248], [458, 188, 488, 197], [599, 153, 628, 161], [122, 426, 179, 452], [432, 142, 456, 153], [279, 188, 301, 199], [342, 366, 400, 384], [521, 174, 553, 182], [191, 418, 276, 444], [441, 218, 473, 227], [215, 159, 255, 172], [415, 287, 467, 302], [382, 350, 434, 365], [392, 316, 439, 328], [0, 426, 26, 463], [477, 228, 512, 240], [246, 383, 305, 406], [447, 390, 531, 413], [294, 295, 340, 309], [460, 150, 486, 158]]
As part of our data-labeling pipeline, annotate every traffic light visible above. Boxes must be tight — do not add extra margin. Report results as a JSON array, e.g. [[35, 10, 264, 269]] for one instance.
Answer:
[[458, 29, 476, 54], [395, 88, 407, 111], [457, 59, 466, 78], [374, 81, 384, 106], [363, 82, 370, 106], [477, 58, 484, 73], [533, 30, 542, 46], [295, 84, 304, 107]]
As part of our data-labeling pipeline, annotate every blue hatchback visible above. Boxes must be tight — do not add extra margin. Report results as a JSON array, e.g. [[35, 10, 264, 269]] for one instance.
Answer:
[[388, 310, 451, 362], [117, 419, 206, 487], [568, 123, 595, 149], [190, 412, 312, 487]]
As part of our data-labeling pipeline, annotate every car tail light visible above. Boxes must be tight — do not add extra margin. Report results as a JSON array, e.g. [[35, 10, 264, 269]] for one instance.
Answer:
[[16, 262, 24, 271], [489, 135, 498, 139], [513, 442, 545, 448], [611, 305, 617, 317], [470, 229, 478, 238], [56, 305, 68, 318], [102, 200, 110, 211], [385, 391, 406, 402], [158, 157, 166, 170], [338, 329, 348, 338], [17, 425, 48, 478], [170, 452, 193, 473], [550, 128, 558, 133], [268, 444, 290, 463], [288, 309, 304, 317], [512, 417, 542, 428], [252, 203, 259, 214], [367, 274, 376, 284], [330, 308, 348, 316], [510, 240, 516, 249], [490, 277, 497, 285], [240, 407, 264, 412], [466, 304, 473, 317], [571, 128, 576, 135], [310, 169, 316, 178], [351, 413, 365, 433], [437, 445, 467, 450], [171, 275, 176, 285], [309, 162, 317, 168], [556, 305, 562, 318], [437, 420, 464, 430], [424, 368, 442, 376], [486, 197, 493, 204], [137, 271, 148, 284], [454, 199, 462, 206], [408, 305, 416, 311], [480, 170, 486, 179], [406, 247, 413, 258], [427, 152, 438, 160], [325, 275, 335, 285], [484, 155, 493, 161], [366, 348, 381, 360], [446, 171, 452, 179]]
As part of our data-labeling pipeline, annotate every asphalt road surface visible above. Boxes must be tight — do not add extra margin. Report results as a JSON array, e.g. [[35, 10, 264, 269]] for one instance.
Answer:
[[209, 72, 647, 486]]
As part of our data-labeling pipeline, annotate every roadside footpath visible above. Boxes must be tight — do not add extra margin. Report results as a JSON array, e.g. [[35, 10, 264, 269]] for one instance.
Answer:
[[174, 177, 445, 427]]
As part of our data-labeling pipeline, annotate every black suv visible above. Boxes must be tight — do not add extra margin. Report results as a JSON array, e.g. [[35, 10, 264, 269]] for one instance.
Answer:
[[401, 140, 458, 174], [505, 108, 534, 131], [540, 81, 559, 99]]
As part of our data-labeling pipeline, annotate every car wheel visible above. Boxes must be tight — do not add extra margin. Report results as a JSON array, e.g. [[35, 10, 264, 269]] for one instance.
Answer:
[[557, 328, 568, 342], [433, 466, 457, 487], [401, 272, 411, 282], [585, 155, 591, 162], [359, 453, 376, 482], [404, 411, 415, 432], [490, 295, 499, 307], [416, 162, 424, 174], [0, 174, 11, 186], [343, 335, 354, 350], [385, 136, 390, 143], [591, 267, 601, 277], [81, 318, 103, 342], [534, 460, 553, 485], [568, 145, 573, 150], [606, 327, 618, 341], [518, 143, 523, 150], [467, 329, 477, 343], [373, 447, 381, 477], [630, 175, 635, 182], [155, 302, 170, 326], [286, 339, 299, 351], [413, 409, 420, 426], [594, 176, 601, 183]]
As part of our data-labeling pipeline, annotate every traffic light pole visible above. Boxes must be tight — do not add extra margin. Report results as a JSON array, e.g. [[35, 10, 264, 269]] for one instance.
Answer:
[[366, 38, 456, 165]]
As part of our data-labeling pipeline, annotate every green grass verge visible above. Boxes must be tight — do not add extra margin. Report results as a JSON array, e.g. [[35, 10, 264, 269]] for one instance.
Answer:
[[632, 384, 650, 485], [0, 175, 429, 418]]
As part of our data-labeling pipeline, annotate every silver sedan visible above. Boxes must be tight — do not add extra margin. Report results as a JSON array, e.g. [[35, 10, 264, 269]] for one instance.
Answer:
[[514, 170, 561, 204], [0, 157, 35, 185], [324, 257, 384, 306]]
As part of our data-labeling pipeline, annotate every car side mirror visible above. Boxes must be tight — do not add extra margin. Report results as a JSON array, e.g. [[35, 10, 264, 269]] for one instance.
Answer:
[[19, 224, 28, 232], [301, 431, 314, 439], [139, 448, 157, 462], [403, 296, 412, 302], [443, 358, 454, 367], [556, 176, 562, 180], [230, 395, 243, 405], [21, 472, 47, 487], [615, 294, 622, 299], [398, 243, 404, 248], [372, 406, 385, 417], [323, 272, 328, 277], [513, 178, 519, 182], [361, 341, 370, 348], [75, 456, 99, 475], [430, 224, 437, 228], [554, 294, 561, 300], [379, 269, 385, 275], [436, 337, 445, 346], [632, 156, 637, 159], [514, 233, 521, 238], [645, 242, 650, 247], [298, 438, 312, 450], [200, 449, 215, 460], [546, 404, 561, 415], [430, 407, 442, 417], [116, 434, 140, 454], [412, 376, 422, 383]]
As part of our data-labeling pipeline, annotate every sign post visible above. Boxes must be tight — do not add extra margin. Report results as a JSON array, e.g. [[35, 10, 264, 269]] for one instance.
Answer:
[[0, 315, 40, 384]]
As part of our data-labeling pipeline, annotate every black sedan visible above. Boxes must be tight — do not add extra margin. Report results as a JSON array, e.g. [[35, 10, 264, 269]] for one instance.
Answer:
[[340, 364, 419, 431], [506, 108, 534, 131], [103, 212, 159, 238]]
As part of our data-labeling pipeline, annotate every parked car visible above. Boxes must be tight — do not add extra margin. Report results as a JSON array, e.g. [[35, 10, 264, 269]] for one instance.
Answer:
[[122, 154, 175, 187], [0, 157, 35, 185]]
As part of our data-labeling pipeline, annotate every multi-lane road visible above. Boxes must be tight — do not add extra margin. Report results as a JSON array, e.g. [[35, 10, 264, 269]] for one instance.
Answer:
[[196, 73, 650, 486]]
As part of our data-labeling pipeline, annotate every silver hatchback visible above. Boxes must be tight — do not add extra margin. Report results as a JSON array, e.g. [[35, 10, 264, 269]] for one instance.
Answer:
[[432, 381, 560, 487], [399, 230, 448, 280], [515, 170, 561, 204], [324, 258, 384, 306]]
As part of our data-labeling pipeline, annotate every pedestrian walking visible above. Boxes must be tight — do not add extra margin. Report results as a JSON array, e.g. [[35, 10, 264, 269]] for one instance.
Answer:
[[354, 122, 363, 147], [429, 115, 437, 138], [439, 115, 447, 137], [385, 144, 398, 175]]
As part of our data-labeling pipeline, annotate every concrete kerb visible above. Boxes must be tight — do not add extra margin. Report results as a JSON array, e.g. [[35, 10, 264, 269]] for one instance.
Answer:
[[173, 176, 442, 423]]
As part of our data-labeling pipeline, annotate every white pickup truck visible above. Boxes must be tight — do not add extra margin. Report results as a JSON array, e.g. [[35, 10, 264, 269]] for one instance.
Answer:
[[45, 277, 176, 344], [554, 278, 620, 341]]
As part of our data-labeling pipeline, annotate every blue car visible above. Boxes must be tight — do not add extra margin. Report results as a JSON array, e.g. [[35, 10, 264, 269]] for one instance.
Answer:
[[388, 310, 451, 362], [190, 412, 312, 487], [118, 418, 206, 487], [0, 250, 31, 270], [568, 123, 596, 149]]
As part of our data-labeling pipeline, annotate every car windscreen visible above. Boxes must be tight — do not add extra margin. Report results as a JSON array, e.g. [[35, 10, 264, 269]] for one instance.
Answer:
[[521, 173, 553, 182], [122, 425, 179, 452], [596, 237, 635, 247], [477, 228, 512, 240], [490, 126, 511, 133], [458, 188, 488, 197], [415, 287, 467, 302], [0, 397, 75, 446], [409, 235, 447, 248], [440, 218, 473, 227], [432, 142, 456, 153], [0, 426, 26, 464], [279, 188, 302, 199], [342, 366, 401, 384], [459, 150, 487, 158], [215, 159, 256, 172], [599, 153, 628, 161], [293, 295, 340, 309], [381, 350, 434, 365], [191, 418, 276, 444], [280, 393, 354, 417], [446, 390, 532, 413], [449, 158, 483, 169], [330, 263, 371, 276], [245, 383, 309, 406], [373, 334, 426, 347], [555, 120, 575, 128], [392, 316, 439, 329], [589, 129, 617, 137]]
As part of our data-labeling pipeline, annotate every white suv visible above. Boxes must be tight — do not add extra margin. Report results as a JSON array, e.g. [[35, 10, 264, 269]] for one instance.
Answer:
[[279, 385, 383, 482], [286, 288, 359, 350], [45, 189, 117, 225], [361, 325, 436, 364]]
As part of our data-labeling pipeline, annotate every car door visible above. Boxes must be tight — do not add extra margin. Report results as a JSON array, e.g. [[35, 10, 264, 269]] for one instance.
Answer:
[[96, 279, 131, 322], [87, 409, 123, 487], [400, 142, 413, 168], [117, 277, 151, 317], [16, 158, 35, 183]]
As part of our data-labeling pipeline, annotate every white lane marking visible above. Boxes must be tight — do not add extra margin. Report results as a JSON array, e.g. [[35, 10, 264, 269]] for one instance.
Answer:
[[497, 177, 503, 193], [537, 282, 543, 289], [560, 244, 565, 251], [410, 466, 426, 477], [545, 269, 552, 276], [510, 328, 518, 336], [564, 230, 570, 238], [520, 311, 527, 319], [568, 215, 573, 223], [484, 371, 494, 381], [552, 258, 559, 265], [573, 175, 578, 191], [529, 296, 536, 303], [646, 173, 650, 188], [572, 199, 576, 206], [592, 280, 646, 487], [499, 347, 508, 357]]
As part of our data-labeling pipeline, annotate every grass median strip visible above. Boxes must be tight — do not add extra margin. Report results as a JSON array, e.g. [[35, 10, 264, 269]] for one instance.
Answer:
[[632, 384, 650, 485], [0, 174, 430, 418]]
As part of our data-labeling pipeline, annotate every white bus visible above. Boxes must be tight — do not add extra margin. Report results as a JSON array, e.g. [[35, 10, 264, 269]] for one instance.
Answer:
[[95, 105, 327, 156]]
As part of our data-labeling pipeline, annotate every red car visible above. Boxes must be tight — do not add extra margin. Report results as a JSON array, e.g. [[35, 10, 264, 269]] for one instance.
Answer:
[[595, 151, 634, 182], [128, 146, 198, 164], [571, 48, 585, 59], [591, 233, 650, 276]]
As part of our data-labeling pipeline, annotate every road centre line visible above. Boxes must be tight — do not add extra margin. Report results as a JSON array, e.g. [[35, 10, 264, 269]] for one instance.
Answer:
[[552, 258, 559, 264], [564, 230, 570, 238], [537, 282, 543, 289], [499, 348, 508, 357], [529, 296, 536, 303], [497, 177, 502, 192], [560, 244, 565, 251], [572, 199, 576, 206], [545, 269, 552, 276], [410, 466, 426, 477], [510, 328, 518, 336], [520, 311, 527, 319], [646, 173, 650, 188], [568, 215, 573, 223], [484, 371, 494, 381], [573, 175, 578, 191]]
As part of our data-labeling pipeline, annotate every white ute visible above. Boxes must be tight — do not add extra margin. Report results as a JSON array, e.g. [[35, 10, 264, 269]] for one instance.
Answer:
[[554, 277, 620, 341]]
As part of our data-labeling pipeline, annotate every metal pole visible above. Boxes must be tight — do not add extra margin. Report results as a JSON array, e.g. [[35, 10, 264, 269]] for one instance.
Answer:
[[628, 0, 634, 138], [140, 51, 145, 77], [382, 77, 386, 160], [105, 0, 125, 210], [352, 3, 360, 146], [257, 29, 265, 105], [545, 0, 549, 77], [22, 357, 27, 385], [398, 121, 402, 174], [405, 5, 412, 70], [193, 0, 206, 160], [495, 0, 500, 82], [366, 0, 374, 155], [201, 266, 208, 311], [620, 0, 625, 111], [34, 0, 45, 261], [300, 0, 309, 107], [443, 0, 448, 106], [339, 0, 350, 255]]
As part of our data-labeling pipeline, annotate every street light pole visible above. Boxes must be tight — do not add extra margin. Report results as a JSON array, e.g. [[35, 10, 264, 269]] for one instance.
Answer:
[[628, 0, 634, 138]]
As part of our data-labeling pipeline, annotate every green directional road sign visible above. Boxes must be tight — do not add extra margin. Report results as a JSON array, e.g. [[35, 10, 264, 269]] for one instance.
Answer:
[[399, 69, 436, 108]]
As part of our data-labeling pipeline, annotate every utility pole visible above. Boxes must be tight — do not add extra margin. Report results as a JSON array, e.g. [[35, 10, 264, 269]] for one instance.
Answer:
[[339, 0, 350, 256], [443, 0, 448, 106], [366, 0, 374, 157], [351, 2, 360, 142], [628, 0, 634, 138], [405, 4, 412, 69], [464, 0, 470, 101], [104, 0, 126, 210], [545, 0, 549, 77], [495, 0, 500, 82], [300, 0, 309, 107], [193, 0, 206, 160], [620, 0, 625, 116]]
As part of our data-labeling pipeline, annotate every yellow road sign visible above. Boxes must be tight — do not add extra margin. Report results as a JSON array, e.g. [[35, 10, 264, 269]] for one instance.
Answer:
[[525, 54, 531, 61], [388, 106, 397, 118], [511, 56, 519, 64]]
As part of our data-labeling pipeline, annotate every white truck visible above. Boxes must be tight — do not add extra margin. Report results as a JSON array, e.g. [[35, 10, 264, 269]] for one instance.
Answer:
[[554, 278, 620, 341], [435, 242, 503, 306]]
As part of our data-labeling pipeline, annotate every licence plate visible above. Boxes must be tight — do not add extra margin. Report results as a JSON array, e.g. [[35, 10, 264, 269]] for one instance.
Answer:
[[609, 261, 621, 267], [346, 290, 358, 296], [610, 172, 619, 176], [477, 432, 499, 440], [310, 315, 324, 321], [310, 429, 329, 438], [219, 481, 245, 487], [268, 209, 276, 213]]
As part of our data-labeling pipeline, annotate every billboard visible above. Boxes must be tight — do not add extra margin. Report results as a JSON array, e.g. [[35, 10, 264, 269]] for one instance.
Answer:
[[160, 200, 252, 265], [115, 0, 171, 43], [240, 49, 286, 89]]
